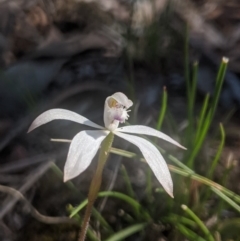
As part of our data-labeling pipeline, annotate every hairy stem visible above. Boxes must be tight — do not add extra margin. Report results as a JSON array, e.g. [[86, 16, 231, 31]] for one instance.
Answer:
[[78, 132, 114, 241]]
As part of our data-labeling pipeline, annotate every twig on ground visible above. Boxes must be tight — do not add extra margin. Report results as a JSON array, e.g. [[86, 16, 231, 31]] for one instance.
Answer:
[[0, 161, 54, 219], [0, 184, 77, 225]]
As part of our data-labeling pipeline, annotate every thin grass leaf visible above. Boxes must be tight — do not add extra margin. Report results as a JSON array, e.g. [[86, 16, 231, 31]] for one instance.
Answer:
[[169, 165, 240, 204], [121, 165, 135, 198], [70, 191, 151, 221], [207, 123, 225, 178], [146, 168, 153, 202], [111, 147, 137, 158], [160, 149, 194, 174], [98, 192, 150, 221], [187, 61, 199, 146], [181, 205, 214, 241], [210, 57, 229, 121], [175, 223, 207, 241], [104, 223, 147, 241], [194, 93, 210, 143], [51, 163, 78, 192], [70, 200, 88, 218], [86, 226, 99, 241], [190, 61, 198, 113], [67, 205, 104, 241], [211, 187, 240, 213], [156, 86, 168, 130], [110, 147, 240, 204], [188, 58, 228, 168], [163, 214, 198, 228], [188, 111, 211, 167]]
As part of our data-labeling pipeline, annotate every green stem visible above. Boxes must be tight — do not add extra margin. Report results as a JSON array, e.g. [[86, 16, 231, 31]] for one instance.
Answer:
[[156, 86, 168, 131], [194, 94, 210, 144], [78, 132, 114, 241], [210, 57, 229, 121], [181, 205, 214, 241], [207, 123, 225, 178], [121, 165, 135, 198], [211, 187, 240, 213]]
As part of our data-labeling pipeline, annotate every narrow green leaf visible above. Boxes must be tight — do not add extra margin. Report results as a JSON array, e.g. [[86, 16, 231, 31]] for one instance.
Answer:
[[181, 205, 214, 241], [70, 200, 88, 218], [190, 61, 198, 112], [207, 123, 225, 178], [156, 86, 168, 130], [187, 61, 199, 147], [98, 192, 150, 221], [110, 147, 240, 204], [70, 191, 151, 221], [176, 223, 207, 241], [163, 214, 197, 228], [211, 187, 240, 213], [121, 165, 135, 198], [210, 57, 229, 121], [195, 93, 210, 143], [104, 223, 147, 241]]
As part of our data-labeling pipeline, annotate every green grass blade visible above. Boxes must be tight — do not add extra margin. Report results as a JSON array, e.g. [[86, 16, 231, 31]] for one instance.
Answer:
[[146, 167, 153, 202], [211, 187, 240, 213], [86, 227, 99, 241], [70, 200, 88, 218], [70, 191, 151, 221], [210, 57, 229, 121], [121, 165, 135, 198], [188, 111, 211, 167], [181, 205, 214, 241], [190, 61, 198, 112], [162, 151, 194, 174], [104, 223, 147, 241], [195, 93, 210, 143], [187, 58, 228, 168], [163, 214, 198, 228], [111, 147, 137, 158], [156, 86, 168, 130], [98, 192, 150, 221], [187, 61, 199, 146], [176, 223, 207, 241], [169, 165, 240, 204], [110, 147, 240, 204], [207, 123, 225, 178]]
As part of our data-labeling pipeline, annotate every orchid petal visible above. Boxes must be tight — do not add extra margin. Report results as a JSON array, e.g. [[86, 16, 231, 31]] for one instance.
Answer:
[[64, 130, 109, 182], [114, 131, 173, 197], [116, 125, 186, 150], [28, 109, 104, 132]]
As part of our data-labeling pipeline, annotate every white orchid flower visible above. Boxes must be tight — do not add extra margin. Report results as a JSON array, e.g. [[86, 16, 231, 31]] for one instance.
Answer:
[[28, 92, 185, 197]]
